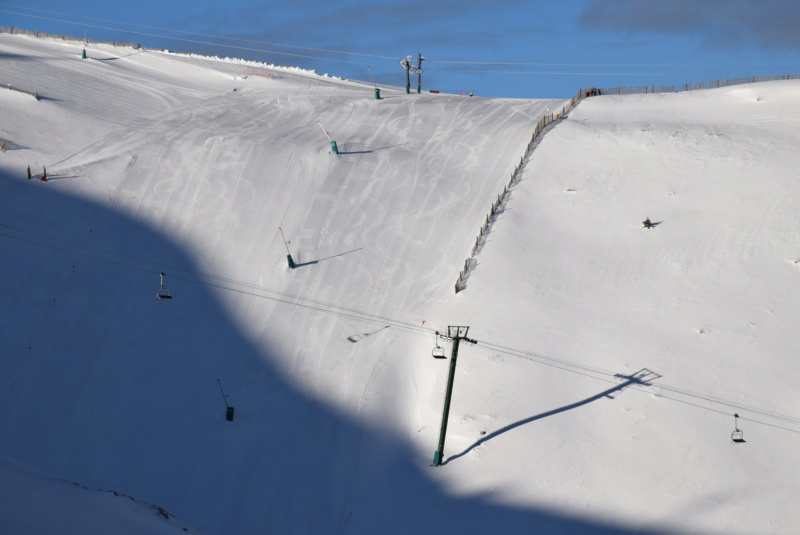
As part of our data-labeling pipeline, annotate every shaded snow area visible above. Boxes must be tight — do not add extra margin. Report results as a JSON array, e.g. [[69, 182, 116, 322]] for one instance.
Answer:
[[0, 455, 203, 534], [1, 32, 799, 535]]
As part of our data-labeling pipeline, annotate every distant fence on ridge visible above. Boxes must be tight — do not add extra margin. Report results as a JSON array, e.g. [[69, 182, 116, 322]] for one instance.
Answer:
[[0, 26, 142, 49], [583, 74, 800, 97], [454, 93, 582, 293], [455, 72, 800, 293]]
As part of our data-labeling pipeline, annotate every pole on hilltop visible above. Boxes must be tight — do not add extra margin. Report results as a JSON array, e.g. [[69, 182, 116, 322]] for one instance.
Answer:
[[367, 65, 382, 100], [417, 53, 424, 94]]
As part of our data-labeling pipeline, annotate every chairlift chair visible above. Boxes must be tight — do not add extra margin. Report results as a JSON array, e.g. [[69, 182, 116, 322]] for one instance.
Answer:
[[157, 271, 173, 300], [731, 413, 746, 443], [432, 331, 446, 359]]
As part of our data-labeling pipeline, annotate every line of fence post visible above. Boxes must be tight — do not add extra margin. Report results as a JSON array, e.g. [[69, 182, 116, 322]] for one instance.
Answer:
[[454, 94, 583, 293], [453, 70, 800, 293]]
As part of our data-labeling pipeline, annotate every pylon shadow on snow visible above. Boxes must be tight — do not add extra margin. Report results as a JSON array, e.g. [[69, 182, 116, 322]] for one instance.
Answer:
[[0, 161, 699, 535], [294, 247, 363, 268], [40, 174, 78, 181], [95, 50, 145, 62], [0, 52, 31, 60], [338, 143, 404, 155], [0, 140, 31, 151], [443, 368, 662, 466], [32, 95, 62, 102], [347, 325, 391, 343]]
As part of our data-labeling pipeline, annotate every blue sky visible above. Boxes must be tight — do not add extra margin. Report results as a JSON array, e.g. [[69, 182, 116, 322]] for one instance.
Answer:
[[3, 0, 800, 98]]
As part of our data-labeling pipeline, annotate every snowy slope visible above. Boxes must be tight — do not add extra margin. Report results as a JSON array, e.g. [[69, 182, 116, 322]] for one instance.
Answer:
[[429, 84, 800, 534], [1, 31, 800, 535], [0, 455, 203, 534]]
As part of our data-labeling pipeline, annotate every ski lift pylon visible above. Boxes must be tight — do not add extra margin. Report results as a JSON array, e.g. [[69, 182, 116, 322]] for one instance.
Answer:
[[157, 271, 173, 299], [432, 331, 446, 359], [731, 413, 746, 443]]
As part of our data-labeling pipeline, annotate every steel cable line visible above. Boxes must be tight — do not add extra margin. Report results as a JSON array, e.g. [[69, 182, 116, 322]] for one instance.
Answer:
[[7, 4, 796, 79], [0, 3, 400, 61], [426, 68, 676, 76], [0, 224, 428, 333], [2, 224, 799, 435], [478, 338, 800, 424], [427, 59, 800, 69], [0, 8, 403, 69], [7, 3, 795, 72], [477, 341, 800, 432]]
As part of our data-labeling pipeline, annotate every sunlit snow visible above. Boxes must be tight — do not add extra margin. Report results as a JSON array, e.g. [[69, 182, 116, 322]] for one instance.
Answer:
[[2, 31, 799, 535]]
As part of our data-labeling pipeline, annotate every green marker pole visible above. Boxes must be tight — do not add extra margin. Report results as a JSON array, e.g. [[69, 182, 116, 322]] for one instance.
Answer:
[[279, 227, 296, 268], [367, 65, 381, 100], [318, 122, 338, 154]]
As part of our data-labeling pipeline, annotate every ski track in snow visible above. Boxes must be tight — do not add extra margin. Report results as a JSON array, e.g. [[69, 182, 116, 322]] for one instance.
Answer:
[[2, 32, 800, 535]]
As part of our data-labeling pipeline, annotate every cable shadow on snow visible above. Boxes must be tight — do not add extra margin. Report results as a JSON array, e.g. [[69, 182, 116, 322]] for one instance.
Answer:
[[0, 163, 700, 535], [41, 174, 79, 181], [443, 368, 661, 466]]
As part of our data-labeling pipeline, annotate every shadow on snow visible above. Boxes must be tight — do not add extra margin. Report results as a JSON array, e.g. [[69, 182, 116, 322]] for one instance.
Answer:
[[0, 170, 690, 535], [444, 369, 662, 465]]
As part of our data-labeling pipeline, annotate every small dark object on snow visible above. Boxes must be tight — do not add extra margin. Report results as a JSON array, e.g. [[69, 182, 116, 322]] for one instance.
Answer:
[[643, 217, 652, 229], [27, 165, 32, 180]]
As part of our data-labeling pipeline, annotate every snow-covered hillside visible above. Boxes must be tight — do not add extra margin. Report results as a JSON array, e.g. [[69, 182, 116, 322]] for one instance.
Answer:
[[1, 31, 799, 535], [0, 455, 203, 534]]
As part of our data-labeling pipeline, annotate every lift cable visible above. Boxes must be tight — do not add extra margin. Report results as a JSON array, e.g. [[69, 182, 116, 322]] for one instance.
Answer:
[[7, 4, 797, 79], [2, 223, 799, 435], [0, 8, 403, 69], [0, 3, 400, 61]]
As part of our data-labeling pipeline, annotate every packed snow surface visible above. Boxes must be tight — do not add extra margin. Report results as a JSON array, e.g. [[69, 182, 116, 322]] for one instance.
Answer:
[[1, 32, 800, 535], [0, 454, 203, 534]]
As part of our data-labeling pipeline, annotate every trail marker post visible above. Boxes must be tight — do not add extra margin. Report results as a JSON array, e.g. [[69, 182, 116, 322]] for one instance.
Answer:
[[278, 227, 296, 269], [367, 65, 382, 100], [217, 378, 235, 421], [432, 326, 477, 466], [318, 121, 338, 154]]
